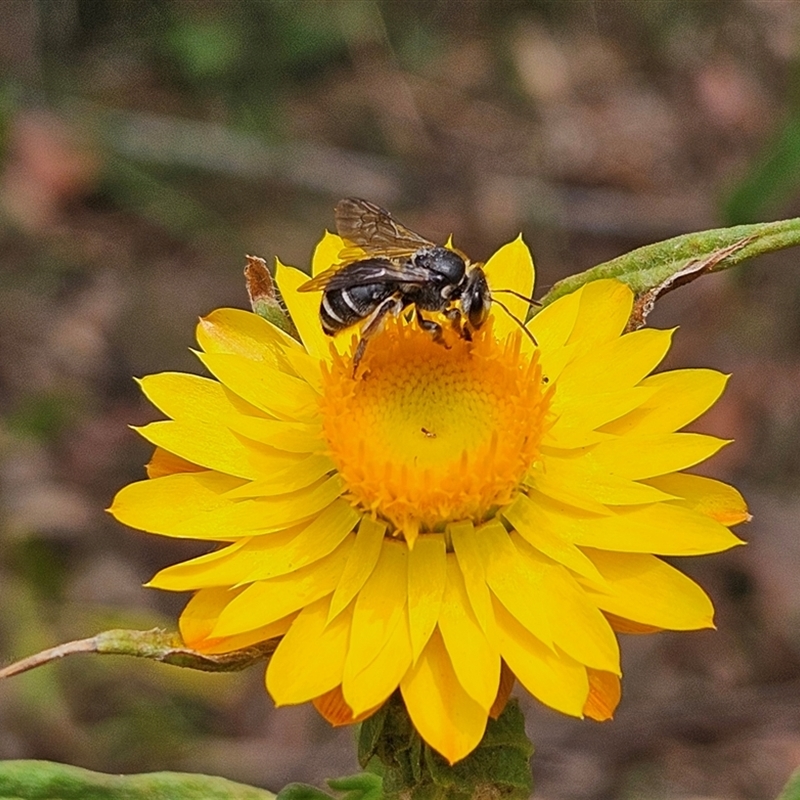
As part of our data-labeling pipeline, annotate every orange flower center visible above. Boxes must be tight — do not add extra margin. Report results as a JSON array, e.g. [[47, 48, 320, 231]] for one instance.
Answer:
[[319, 318, 552, 544]]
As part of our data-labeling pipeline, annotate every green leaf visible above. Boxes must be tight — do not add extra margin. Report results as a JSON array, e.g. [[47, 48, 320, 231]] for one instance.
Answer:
[[777, 768, 800, 800], [538, 217, 800, 325], [0, 760, 275, 799], [276, 784, 335, 800], [327, 773, 383, 800]]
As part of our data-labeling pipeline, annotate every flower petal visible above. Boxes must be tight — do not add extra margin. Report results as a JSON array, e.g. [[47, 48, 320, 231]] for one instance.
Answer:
[[312, 231, 346, 276], [479, 520, 552, 647], [328, 516, 386, 622], [580, 549, 716, 630], [276, 260, 332, 361], [134, 420, 261, 480], [601, 369, 729, 436], [569, 432, 729, 481], [493, 598, 588, 717], [449, 521, 496, 645], [112, 472, 345, 539], [483, 236, 535, 341], [400, 629, 487, 765], [568, 279, 633, 351], [268, 595, 352, 704], [583, 669, 620, 721], [148, 499, 359, 590], [344, 540, 408, 691], [501, 493, 604, 582], [212, 536, 354, 637], [407, 534, 447, 662], [553, 499, 744, 555], [197, 307, 300, 360], [644, 473, 750, 526], [196, 352, 319, 421], [438, 555, 500, 712], [343, 604, 412, 716]]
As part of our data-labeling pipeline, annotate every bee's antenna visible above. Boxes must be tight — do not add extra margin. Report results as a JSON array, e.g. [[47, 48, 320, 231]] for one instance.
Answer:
[[493, 288, 541, 307], [492, 298, 538, 347]]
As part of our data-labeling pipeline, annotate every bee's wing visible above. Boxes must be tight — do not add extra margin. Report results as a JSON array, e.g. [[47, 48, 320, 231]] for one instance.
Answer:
[[335, 198, 434, 259], [298, 258, 432, 293]]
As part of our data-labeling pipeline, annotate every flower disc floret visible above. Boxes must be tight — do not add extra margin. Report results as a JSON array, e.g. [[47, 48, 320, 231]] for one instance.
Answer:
[[319, 318, 551, 541]]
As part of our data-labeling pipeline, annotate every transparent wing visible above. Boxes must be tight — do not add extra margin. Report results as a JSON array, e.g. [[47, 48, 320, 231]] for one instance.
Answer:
[[335, 198, 434, 259], [298, 257, 433, 293]]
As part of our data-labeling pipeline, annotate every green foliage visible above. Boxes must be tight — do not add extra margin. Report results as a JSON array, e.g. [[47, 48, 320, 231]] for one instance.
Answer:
[[0, 760, 275, 800], [539, 217, 800, 309], [358, 696, 533, 800], [724, 113, 800, 224], [778, 768, 800, 800], [276, 774, 383, 800]]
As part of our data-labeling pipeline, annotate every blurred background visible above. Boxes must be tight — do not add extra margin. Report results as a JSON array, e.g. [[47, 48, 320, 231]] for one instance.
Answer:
[[1, 1, 800, 798]]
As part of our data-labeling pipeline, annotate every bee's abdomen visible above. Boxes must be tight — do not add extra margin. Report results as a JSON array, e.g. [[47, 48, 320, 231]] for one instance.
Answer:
[[320, 283, 396, 335]]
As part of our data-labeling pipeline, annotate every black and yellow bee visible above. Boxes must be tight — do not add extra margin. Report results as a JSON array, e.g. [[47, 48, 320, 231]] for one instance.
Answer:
[[299, 198, 532, 369]]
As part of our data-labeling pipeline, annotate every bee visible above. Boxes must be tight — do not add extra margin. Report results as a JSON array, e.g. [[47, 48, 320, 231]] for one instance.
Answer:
[[299, 198, 533, 370]]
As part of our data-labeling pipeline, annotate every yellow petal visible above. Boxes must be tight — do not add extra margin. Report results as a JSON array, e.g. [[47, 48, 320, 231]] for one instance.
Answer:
[[148, 500, 359, 590], [134, 420, 261, 480], [212, 537, 353, 637], [179, 586, 244, 647], [344, 540, 408, 688], [343, 604, 412, 715], [197, 307, 300, 360], [581, 549, 716, 630], [644, 473, 750, 526], [573, 432, 729, 481], [267, 595, 351, 704], [493, 598, 588, 717], [600, 369, 729, 436], [583, 669, 620, 721], [537, 558, 620, 674], [276, 260, 332, 361], [328, 515, 386, 622], [501, 493, 604, 582], [112, 472, 344, 539], [531, 452, 673, 509], [479, 520, 552, 647], [312, 231, 346, 276], [407, 534, 446, 662], [138, 372, 260, 423], [483, 236, 535, 341], [222, 454, 335, 498], [110, 471, 244, 537], [555, 328, 674, 402], [314, 685, 376, 726], [544, 387, 657, 448], [178, 586, 294, 653], [557, 499, 744, 556], [400, 629, 488, 764], [222, 415, 325, 454], [438, 555, 500, 712], [567, 279, 633, 351], [449, 521, 496, 645], [196, 351, 319, 421], [528, 288, 582, 354], [146, 447, 203, 478]]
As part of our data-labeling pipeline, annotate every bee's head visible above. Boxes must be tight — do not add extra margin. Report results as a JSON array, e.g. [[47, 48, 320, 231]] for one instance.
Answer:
[[413, 247, 466, 285], [461, 267, 491, 329]]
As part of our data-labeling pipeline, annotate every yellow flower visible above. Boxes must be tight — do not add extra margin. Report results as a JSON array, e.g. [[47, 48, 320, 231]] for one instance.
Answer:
[[110, 231, 748, 764]]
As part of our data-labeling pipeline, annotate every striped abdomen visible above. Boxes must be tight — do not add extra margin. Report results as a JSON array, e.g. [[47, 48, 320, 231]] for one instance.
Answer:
[[320, 281, 398, 335]]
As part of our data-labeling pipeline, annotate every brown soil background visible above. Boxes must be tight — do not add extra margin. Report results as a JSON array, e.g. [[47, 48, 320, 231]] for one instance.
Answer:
[[2, 2, 800, 798]]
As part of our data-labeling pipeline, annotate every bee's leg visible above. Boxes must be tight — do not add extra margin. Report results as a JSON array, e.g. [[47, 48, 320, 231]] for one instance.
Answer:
[[415, 307, 449, 348], [353, 295, 403, 376], [444, 307, 465, 338]]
